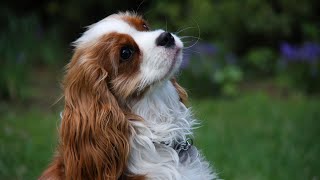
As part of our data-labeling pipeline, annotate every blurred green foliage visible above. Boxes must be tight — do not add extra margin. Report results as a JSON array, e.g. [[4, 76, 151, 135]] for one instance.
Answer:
[[0, 10, 64, 100], [0, 14, 33, 100], [147, 0, 320, 96], [245, 48, 277, 75], [213, 64, 243, 96], [1, 0, 320, 100]]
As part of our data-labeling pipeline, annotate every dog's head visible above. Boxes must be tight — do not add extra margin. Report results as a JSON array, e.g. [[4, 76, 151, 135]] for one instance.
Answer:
[[72, 11, 184, 101]]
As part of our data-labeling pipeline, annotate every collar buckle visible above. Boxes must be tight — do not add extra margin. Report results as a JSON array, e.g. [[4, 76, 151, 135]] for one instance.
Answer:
[[174, 138, 193, 153]]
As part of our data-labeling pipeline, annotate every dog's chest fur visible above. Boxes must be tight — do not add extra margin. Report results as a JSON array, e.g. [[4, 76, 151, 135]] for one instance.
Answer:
[[128, 81, 216, 180]]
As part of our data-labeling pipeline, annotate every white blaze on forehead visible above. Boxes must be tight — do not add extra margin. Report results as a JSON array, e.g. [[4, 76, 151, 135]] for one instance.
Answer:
[[74, 16, 135, 46]]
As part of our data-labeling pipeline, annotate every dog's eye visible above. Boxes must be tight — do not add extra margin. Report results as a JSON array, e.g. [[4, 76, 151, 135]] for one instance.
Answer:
[[120, 46, 134, 62], [142, 23, 149, 31]]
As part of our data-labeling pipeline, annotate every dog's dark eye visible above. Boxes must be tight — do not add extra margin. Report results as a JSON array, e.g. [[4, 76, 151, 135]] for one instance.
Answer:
[[120, 46, 134, 62], [142, 23, 149, 31]]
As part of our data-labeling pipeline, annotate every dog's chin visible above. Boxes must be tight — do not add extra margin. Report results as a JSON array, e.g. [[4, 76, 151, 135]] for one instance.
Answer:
[[149, 49, 182, 89], [134, 48, 183, 97], [164, 49, 183, 79]]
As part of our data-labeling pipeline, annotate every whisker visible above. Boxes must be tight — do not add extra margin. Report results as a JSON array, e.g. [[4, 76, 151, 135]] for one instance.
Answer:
[[180, 36, 202, 40], [184, 43, 198, 49], [182, 38, 201, 47], [184, 49, 201, 54], [182, 40, 198, 45], [175, 26, 197, 35], [183, 19, 200, 49], [51, 94, 64, 107], [143, 8, 154, 17], [136, 0, 145, 12]]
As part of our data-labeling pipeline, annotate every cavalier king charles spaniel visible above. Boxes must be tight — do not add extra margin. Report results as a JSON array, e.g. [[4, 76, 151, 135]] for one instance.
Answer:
[[40, 11, 216, 180]]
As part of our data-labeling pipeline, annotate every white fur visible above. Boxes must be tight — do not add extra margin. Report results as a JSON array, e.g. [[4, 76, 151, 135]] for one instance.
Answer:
[[74, 16, 134, 46], [127, 81, 216, 180], [75, 13, 217, 179]]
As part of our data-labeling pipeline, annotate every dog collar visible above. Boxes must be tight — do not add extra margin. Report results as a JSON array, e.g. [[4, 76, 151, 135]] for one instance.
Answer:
[[174, 138, 193, 154], [157, 138, 193, 154], [173, 138, 197, 163]]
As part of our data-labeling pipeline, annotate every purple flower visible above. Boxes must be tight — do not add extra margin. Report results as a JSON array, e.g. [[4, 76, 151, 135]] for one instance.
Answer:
[[280, 42, 320, 63], [299, 42, 320, 62], [280, 43, 297, 61], [195, 43, 217, 55], [181, 42, 217, 69], [181, 53, 191, 69]]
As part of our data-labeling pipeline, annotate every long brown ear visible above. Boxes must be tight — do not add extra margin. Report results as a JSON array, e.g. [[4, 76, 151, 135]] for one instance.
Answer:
[[171, 78, 188, 105], [62, 56, 130, 179], [40, 50, 131, 180]]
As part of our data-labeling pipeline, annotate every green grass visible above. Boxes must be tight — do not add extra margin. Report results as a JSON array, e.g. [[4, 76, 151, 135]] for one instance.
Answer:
[[0, 93, 319, 180], [193, 93, 320, 180], [0, 106, 59, 180]]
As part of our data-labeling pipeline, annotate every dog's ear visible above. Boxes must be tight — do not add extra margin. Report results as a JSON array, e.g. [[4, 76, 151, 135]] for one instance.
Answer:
[[61, 52, 130, 179], [40, 49, 131, 180], [171, 78, 188, 105]]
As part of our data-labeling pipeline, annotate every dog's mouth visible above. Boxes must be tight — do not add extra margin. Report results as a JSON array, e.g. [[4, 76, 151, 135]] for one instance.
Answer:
[[135, 47, 183, 97], [163, 48, 183, 79]]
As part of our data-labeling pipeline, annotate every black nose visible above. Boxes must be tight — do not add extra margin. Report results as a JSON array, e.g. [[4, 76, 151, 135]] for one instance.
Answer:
[[156, 32, 175, 47]]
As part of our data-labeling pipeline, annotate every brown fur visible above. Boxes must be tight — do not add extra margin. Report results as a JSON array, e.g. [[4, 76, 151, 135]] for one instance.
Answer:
[[39, 33, 144, 180], [120, 13, 150, 31], [171, 79, 188, 105]]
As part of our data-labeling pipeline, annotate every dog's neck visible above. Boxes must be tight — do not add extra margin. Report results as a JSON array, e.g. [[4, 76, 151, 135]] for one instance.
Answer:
[[126, 81, 215, 179], [130, 80, 195, 145]]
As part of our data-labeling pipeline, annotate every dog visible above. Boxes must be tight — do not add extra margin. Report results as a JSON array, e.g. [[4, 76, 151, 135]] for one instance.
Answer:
[[40, 11, 216, 180]]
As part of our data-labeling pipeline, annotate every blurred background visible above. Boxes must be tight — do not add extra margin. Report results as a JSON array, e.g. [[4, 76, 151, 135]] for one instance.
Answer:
[[1, 0, 319, 179]]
